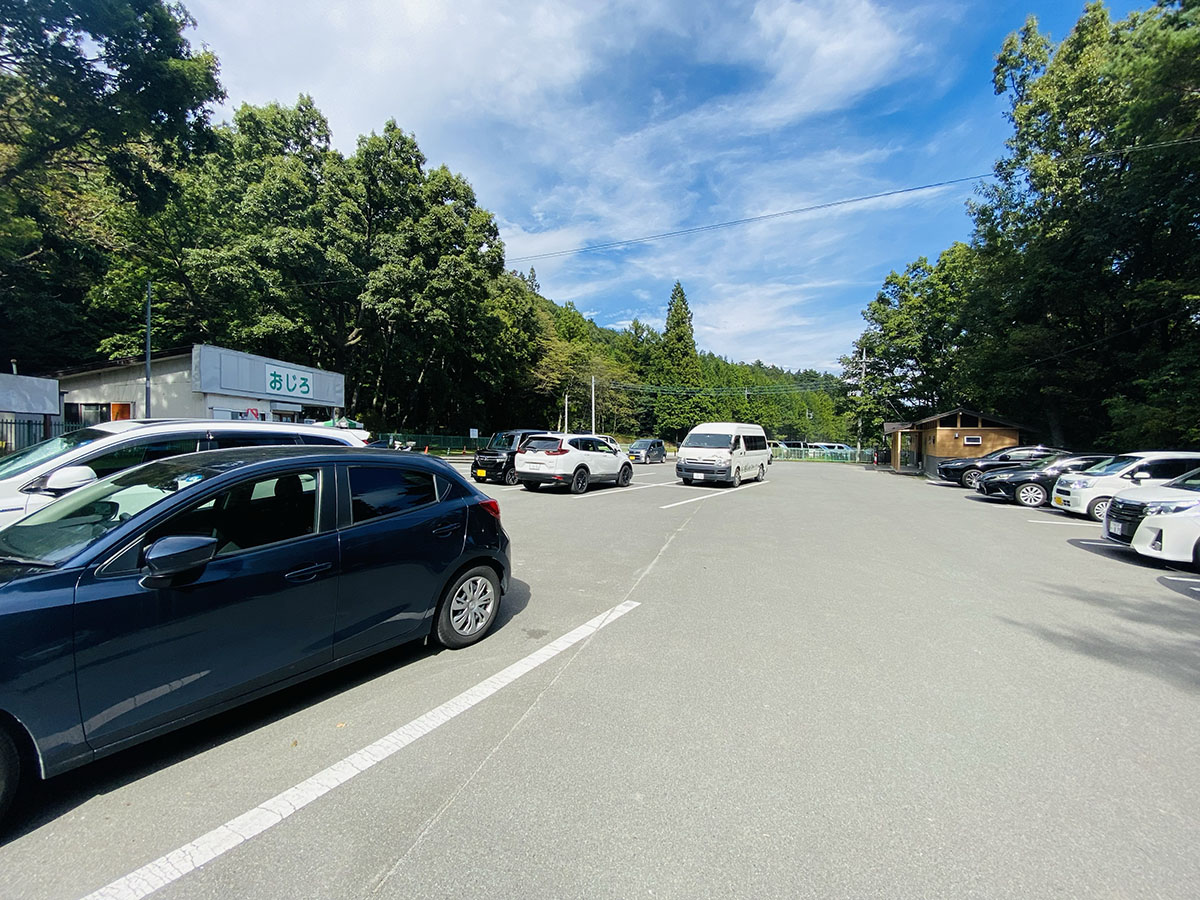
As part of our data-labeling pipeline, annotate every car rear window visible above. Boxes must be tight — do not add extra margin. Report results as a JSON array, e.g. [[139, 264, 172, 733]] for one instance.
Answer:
[[525, 437, 561, 451]]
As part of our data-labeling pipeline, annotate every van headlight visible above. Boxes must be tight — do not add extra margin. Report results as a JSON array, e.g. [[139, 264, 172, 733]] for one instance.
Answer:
[[1144, 499, 1200, 516], [1061, 477, 1094, 489]]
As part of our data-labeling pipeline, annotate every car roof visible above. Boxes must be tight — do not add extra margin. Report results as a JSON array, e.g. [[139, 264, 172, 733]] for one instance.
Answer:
[[128, 445, 459, 478], [86, 419, 366, 442]]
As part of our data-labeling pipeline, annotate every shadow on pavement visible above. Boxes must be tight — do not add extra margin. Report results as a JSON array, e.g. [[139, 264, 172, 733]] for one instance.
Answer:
[[1, 577, 533, 845]]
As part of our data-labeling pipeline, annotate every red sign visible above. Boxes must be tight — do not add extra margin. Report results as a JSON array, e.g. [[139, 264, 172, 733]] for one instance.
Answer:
[[245, 408, 259, 419]]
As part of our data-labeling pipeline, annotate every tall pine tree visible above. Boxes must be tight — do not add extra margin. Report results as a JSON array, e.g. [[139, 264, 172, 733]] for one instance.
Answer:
[[651, 281, 708, 439]]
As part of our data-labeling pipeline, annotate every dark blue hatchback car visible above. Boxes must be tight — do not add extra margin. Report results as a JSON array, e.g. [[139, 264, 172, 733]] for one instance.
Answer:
[[0, 446, 510, 824]]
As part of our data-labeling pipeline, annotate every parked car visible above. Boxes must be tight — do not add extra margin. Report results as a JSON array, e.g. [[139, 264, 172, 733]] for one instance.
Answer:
[[471, 428, 544, 485], [936, 445, 1070, 490], [676, 422, 770, 486], [0, 420, 367, 530], [515, 433, 633, 493], [1103, 466, 1200, 567], [976, 454, 1113, 507], [1053, 451, 1200, 522], [0, 445, 510, 824], [628, 439, 666, 464]]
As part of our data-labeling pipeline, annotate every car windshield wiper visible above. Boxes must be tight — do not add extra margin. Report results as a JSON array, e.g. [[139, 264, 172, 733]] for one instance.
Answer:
[[0, 555, 54, 568]]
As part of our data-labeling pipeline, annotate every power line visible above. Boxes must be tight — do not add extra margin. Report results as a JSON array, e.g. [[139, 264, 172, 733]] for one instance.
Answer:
[[508, 176, 989, 263], [508, 135, 1200, 264], [609, 380, 837, 396]]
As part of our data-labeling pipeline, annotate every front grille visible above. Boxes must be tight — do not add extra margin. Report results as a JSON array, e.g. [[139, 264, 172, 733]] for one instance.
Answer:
[[1106, 498, 1146, 526]]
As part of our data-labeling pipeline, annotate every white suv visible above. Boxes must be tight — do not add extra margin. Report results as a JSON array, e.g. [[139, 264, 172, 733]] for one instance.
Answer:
[[1051, 451, 1200, 522], [0, 420, 367, 528], [514, 433, 633, 494], [1103, 466, 1200, 566]]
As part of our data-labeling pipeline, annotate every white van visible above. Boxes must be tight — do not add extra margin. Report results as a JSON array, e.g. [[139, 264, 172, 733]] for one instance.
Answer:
[[1051, 451, 1200, 522], [675, 422, 770, 486], [0, 419, 367, 529]]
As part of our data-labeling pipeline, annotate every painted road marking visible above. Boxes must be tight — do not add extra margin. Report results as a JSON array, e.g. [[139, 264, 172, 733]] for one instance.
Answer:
[[1163, 576, 1200, 583], [81, 601, 641, 900], [573, 481, 675, 499], [1078, 540, 1114, 546], [1028, 519, 1102, 527], [660, 480, 766, 509]]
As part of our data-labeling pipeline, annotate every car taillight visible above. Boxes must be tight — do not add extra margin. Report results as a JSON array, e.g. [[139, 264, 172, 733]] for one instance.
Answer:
[[545, 443, 569, 456], [517, 447, 526, 453], [478, 499, 501, 519]]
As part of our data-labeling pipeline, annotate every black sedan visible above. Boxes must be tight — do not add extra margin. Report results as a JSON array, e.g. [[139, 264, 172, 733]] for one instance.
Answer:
[[0, 446, 510, 824], [936, 445, 1071, 489], [472, 428, 544, 485], [976, 454, 1113, 507]]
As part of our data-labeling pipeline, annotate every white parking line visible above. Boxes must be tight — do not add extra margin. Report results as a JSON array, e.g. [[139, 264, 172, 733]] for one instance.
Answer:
[[660, 480, 766, 509], [1163, 576, 1200, 583], [1028, 519, 1102, 527], [1078, 540, 1114, 546], [572, 482, 674, 499], [80, 601, 641, 900]]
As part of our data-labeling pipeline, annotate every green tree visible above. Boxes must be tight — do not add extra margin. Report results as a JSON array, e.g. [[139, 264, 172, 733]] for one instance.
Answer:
[[649, 281, 707, 438]]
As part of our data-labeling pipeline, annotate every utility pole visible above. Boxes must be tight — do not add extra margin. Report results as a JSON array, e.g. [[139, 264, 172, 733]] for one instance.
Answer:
[[591, 375, 596, 434], [856, 347, 866, 455], [145, 280, 153, 418], [564, 392, 569, 433]]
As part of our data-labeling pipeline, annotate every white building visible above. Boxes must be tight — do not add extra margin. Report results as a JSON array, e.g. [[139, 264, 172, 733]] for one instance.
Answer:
[[55, 345, 346, 426]]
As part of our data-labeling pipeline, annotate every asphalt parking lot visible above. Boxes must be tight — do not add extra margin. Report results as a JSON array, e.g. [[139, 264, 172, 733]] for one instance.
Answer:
[[3, 460, 1200, 900]]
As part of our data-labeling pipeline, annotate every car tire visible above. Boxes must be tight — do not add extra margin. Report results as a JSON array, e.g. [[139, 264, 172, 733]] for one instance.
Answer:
[[1087, 496, 1111, 522], [756, 464, 765, 482], [472, 476, 486, 483], [731, 468, 741, 488], [570, 467, 589, 494], [1015, 483, 1048, 507], [434, 565, 501, 649], [522, 481, 539, 491], [617, 465, 632, 487], [961, 468, 984, 490], [0, 726, 20, 827], [502, 467, 519, 486], [682, 477, 693, 485]]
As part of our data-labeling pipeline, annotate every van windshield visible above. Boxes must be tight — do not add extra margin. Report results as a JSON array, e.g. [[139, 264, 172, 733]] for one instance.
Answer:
[[682, 433, 732, 449], [1084, 455, 1140, 476]]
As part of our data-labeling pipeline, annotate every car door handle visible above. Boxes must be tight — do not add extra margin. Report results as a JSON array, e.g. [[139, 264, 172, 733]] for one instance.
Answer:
[[285, 562, 333, 583], [432, 522, 461, 538]]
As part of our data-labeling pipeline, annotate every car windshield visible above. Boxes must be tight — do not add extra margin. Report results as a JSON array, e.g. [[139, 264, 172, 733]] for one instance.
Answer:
[[1027, 453, 1072, 470], [0, 457, 236, 566], [487, 432, 521, 450], [630, 440, 651, 449], [0, 426, 133, 481], [1083, 455, 1142, 476], [1166, 467, 1200, 492], [682, 432, 732, 449]]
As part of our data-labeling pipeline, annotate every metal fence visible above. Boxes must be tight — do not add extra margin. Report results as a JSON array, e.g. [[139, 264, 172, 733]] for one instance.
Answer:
[[771, 447, 876, 464], [0, 419, 81, 456], [374, 433, 489, 454]]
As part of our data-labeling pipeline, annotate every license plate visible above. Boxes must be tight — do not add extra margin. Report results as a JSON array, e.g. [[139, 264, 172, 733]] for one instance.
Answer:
[[1053, 497, 1065, 506], [694, 473, 705, 481], [1112, 523, 1130, 536], [526, 462, 542, 469], [475, 469, 487, 477]]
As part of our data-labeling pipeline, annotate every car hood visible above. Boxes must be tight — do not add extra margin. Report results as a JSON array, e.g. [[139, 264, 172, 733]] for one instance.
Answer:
[[1112, 485, 1200, 504]]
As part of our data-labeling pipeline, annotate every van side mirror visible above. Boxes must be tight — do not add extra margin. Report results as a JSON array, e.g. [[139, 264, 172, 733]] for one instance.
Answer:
[[1130, 470, 1152, 482]]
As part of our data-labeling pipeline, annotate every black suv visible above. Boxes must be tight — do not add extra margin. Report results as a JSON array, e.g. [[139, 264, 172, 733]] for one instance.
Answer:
[[472, 429, 544, 485], [936, 445, 1071, 489]]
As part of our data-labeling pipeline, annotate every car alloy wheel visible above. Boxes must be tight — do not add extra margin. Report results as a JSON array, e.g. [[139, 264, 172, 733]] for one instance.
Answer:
[[731, 468, 741, 488], [756, 464, 765, 482], [435, 566, 501, 648], [1087, 497, 1111, 522], [961, 468, 984, 490], [570, 468, 589, 494], [1015, 483, 1047, 507], [503, 467, 519, 486], [617, 465, 632, 487]]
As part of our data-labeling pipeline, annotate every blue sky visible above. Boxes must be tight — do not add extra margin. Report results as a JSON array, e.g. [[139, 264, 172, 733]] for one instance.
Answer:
[[186, 0, 1143, 373]]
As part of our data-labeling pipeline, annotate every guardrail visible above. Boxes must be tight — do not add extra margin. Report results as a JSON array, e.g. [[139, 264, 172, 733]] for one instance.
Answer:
[[771, 448, 876, 464]]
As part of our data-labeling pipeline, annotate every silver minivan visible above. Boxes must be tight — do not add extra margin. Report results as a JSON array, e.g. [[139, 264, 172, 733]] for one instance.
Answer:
[[0, 420, 366, 529]]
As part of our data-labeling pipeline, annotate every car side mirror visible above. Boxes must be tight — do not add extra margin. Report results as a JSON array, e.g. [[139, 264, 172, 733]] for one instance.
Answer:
[[998, 454, 1011, 461], [140, 535, 218, 588], [1130, 470, 1152, 482], [37, 465, 98, 495]]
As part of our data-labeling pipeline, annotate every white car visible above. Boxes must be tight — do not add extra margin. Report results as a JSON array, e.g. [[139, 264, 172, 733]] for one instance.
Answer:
[[1051, 451, 1200, 522], [0, 419, 367, 528], [1103, 466, 1200, 567], [514, 433, 633, 493]]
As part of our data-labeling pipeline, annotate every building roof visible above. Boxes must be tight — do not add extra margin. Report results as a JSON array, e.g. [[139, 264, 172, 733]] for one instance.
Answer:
[[883, 406, 1029, 433]]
